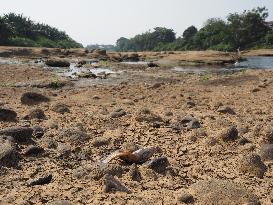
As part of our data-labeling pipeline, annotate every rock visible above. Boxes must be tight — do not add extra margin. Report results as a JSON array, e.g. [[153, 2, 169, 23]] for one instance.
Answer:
[[260, 144, 273, 161], [47, 200, 74, 205], [239, 153, 267, 178], [129, 164, 142, 182], [23, 108, 46, 120], [0, 107, 17, 121], [24, 145, 44, 156], [220, 126, 238, 142], [58, 128, 88, 145], [177, 192, 194, 204], [123, 53, 139, 62], [51, 103, 70, 114], [45, 59, 70, 67], [110, 108, 126, 118], [21, 92, 50, 105], [217, 106, 236, 115], [57, 143, 71, 157], [92, 138, 110, 147], [135, 108, 163, 123], [146, 156, 170, 174], [121, 142, 141, 152], [28, 174, 52, 186], [93, 49, 107, 56], [264, 127, 273, 143], [238, 137, 250, 145], [103, 174, 130, 193], [172, 116, 201, 130], [189, 179, 260, 205], [147, 62, 159, 67], [186, 101, 196, 108], [150, 82, 164, 89], [32, 125, 44, 138], [77, 71, 97, 78], [0, 138, 20, 168], [251, 88, 260, 92], [72, 163, 126, 180], [0, 127, 33, 143]]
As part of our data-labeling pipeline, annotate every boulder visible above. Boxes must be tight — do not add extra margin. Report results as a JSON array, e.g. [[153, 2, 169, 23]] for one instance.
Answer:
[[239, 153, 267, 178], [217, 106, 236, 115], [21, 92, 50, 105], [219, 126, 238, 142], [45, 59, 70, 67], [0, 137, 20, 168], [103, 174, 130, 193], [110, 108, 126, 118], [0, 127, 33, 143], [135, 108, 162, 123], [51, 103, 70, 114], [58, 128, 88, 145], [0, 107, 17, 121], [189, 179, 260, 205], [260, 144, 273, 161], [23, 108, 46, 120]]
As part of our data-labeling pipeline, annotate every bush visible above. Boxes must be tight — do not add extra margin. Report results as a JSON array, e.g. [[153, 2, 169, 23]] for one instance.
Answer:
[[9, 37, 37, 47]]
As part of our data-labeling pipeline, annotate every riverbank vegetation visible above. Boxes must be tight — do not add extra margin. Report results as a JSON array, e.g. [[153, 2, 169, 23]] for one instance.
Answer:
[[116, 7, 273, 52], [0, 13, 82, 48]]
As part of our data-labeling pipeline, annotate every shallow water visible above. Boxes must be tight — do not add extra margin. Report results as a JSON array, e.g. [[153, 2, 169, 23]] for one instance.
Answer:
[[173, 56, 273, 74]]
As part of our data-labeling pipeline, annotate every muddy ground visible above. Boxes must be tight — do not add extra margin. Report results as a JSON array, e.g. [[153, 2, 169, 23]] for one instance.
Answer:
[[0, 47, 272, 205]]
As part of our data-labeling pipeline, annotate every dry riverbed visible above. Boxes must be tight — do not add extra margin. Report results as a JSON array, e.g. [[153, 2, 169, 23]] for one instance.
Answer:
[[0, 47, 272, 205]]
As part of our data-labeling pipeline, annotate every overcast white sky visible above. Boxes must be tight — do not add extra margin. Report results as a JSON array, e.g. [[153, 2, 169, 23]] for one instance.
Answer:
[[1, 0, 273, 46]]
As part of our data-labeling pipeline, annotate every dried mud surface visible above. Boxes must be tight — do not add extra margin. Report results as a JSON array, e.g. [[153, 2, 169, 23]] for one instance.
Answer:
[[0, 48, 272, 205]]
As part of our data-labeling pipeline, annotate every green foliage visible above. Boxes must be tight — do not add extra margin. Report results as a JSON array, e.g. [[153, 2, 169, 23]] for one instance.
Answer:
[[116, 27, 176, 51], [0, 13, 82, 48], [9, 37, 37, 47], [116, 7, 272, 52]]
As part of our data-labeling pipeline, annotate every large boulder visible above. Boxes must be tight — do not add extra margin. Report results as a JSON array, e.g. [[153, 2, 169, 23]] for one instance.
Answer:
[[260, 144, 273, 161], [239, 153, 267, 178], [51, 103, 70, 114], [45, 59, 70, 67], [188, 179, 260, 205], [23, 108, 46, 120], [0, 137, 20, 168], [21, 92, 50, 105], [0, 127, 33, 143], [0, 107, 17, 121]]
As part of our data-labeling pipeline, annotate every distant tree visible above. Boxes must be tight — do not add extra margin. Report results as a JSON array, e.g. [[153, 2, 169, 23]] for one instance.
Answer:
[[227, 7, 270, 48], [183, 26, 198, 40], [0, 16, 13, 44]]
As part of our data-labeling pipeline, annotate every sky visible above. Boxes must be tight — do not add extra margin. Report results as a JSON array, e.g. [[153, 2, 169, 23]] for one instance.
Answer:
[[1, 0, 273, 46]]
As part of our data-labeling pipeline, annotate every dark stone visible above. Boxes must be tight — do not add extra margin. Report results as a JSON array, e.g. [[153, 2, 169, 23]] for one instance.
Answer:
[[146, 156, 170, 174], [217, 106, 236, 115], [172, 116, 201, 130], [32, 125, 44, 138], [45, 59, 70, 67], [58, 128, 88, 145], [28, 174, 52, 186], [24, 145, 44, 156], [57, 143, 71, 157], [264, 127, 273, 143], [186, 101, 196, 108], [129, 164, 141, 182], [147, 62, 159, 67], [152, 121, 161, 128], [220, 126, 238, 142], [0, 138, 20, 168], [178, 192, 194, 204], [135, 108, 162, 123], [260, 144, 273, 161], [238, 137, 250, 145], [0, 127, 33, 143], [110, 108, 126, 118], [239, 153, 267, 178], [21, 92, 50, 105], [0, 107, 17, 121], [92, 138, 110, 147], [103, 174, 130, 193], [51, 103, 70, 114], [24, 108, 46, 120], [187, 119, 201, 129]]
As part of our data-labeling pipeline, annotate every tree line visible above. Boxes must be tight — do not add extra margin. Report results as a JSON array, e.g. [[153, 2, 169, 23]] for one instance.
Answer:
[[116, 7, 273, 52], [0, 13, 82, 48]]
